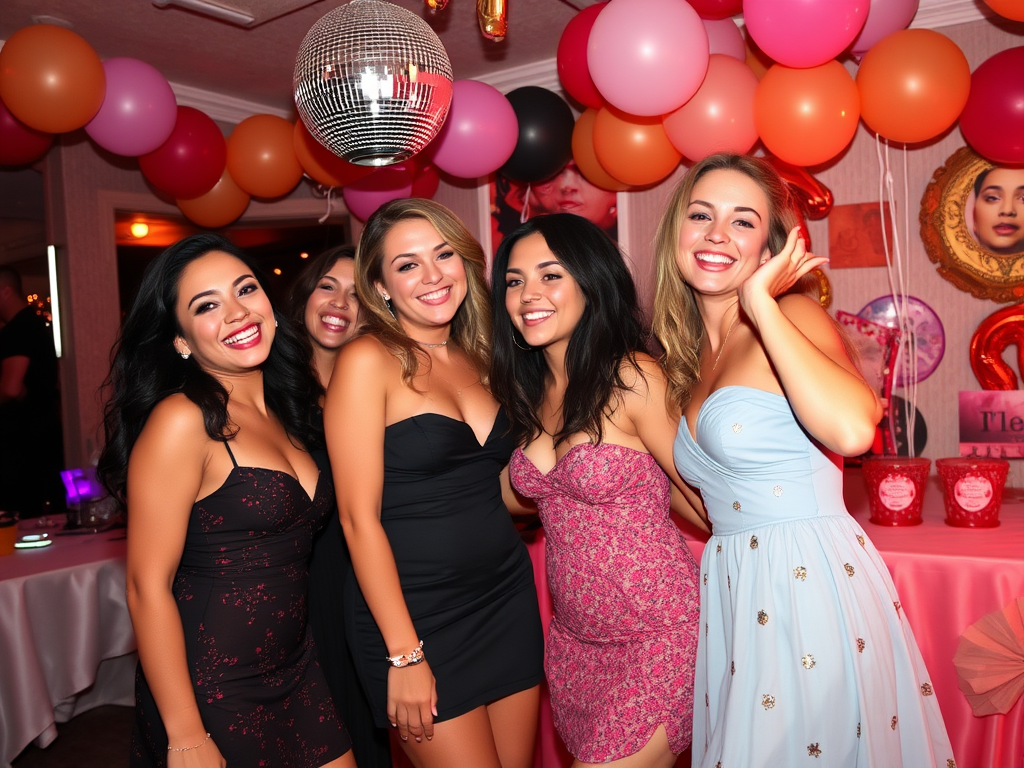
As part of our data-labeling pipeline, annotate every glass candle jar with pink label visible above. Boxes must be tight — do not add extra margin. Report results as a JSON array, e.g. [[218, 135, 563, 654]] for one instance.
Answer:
[[861, 456, 931, 526], [936, 458, 1009, 528]]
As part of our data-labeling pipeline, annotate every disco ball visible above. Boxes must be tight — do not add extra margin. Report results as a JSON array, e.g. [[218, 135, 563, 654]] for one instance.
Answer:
[[294, 0, 454, 167]]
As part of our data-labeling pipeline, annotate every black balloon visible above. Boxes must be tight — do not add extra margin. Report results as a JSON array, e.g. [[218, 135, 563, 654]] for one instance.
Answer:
[[500, 86, 574, 183]]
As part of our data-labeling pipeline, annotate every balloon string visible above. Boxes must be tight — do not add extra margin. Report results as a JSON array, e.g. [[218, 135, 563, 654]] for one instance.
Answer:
[[520, 185, 532, 224], [875, 135, 917, 457], [318, 186, 336, 224]]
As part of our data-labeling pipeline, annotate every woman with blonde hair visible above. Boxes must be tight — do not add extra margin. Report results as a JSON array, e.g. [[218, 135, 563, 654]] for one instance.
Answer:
[[325, 198, 544, 768], [654, 153, 953, 767]]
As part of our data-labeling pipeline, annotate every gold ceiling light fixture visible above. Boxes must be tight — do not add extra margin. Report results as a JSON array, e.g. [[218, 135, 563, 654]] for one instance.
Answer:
[[421, 0, 508, 42]]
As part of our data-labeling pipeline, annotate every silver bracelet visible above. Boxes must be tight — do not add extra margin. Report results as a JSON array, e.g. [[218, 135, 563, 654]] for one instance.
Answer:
[[168, 733, 211, 752], [386, 640, 425, 668]]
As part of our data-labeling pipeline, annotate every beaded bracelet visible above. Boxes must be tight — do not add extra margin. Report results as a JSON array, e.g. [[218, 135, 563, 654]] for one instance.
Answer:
[[168, 733, 211, 752], [386, 640, 425, 668]]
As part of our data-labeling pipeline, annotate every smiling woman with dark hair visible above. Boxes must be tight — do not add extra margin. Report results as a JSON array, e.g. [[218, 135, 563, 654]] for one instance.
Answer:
[[490, 212, 707, 768], [97, 233, 354, 768]]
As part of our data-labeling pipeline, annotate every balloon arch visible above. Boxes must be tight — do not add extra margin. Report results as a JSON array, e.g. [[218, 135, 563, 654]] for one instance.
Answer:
[[1, 0, 1022, 227]]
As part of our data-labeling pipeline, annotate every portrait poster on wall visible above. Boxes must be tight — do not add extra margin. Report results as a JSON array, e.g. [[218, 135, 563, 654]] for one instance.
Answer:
[[489, 160, 619, 257]]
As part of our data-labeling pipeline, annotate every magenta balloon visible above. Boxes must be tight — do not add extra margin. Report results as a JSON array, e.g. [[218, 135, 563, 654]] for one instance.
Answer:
[[0, 97, 53, 166], [744, 0, 867, 68], [850, 0, 919, 59], [430, 80, 519, 179], [588, 0, 709, 117], [959, 47, 1024, 165], [85, 58, 177, 157], [704, 18, 745, 60], [342, 166, 414, 221]]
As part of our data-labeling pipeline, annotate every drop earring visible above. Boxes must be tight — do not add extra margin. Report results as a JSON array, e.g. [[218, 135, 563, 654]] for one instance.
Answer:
[[180, 350, 191, 360], [381, 293, 396, 320]]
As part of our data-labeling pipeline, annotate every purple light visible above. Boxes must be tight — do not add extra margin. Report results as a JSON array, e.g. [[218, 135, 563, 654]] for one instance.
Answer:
[[60, 468, 104, 505]]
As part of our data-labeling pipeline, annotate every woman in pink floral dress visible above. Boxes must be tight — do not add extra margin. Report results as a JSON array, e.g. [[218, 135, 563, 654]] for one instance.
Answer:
[[490, 213, 708, 767]]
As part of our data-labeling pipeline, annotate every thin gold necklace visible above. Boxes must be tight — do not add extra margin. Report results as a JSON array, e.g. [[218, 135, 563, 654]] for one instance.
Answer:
[[712, 317, 740, 371], [414, 338, 448, 349]]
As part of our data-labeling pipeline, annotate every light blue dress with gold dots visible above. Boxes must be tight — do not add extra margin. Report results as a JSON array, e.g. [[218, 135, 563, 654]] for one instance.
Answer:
[[673, 386, 954, 768]]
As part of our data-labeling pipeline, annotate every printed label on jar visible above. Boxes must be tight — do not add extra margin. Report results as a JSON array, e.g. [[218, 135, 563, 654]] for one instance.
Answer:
[[878, 474, 916, 511], [954, 475, 992, 512]]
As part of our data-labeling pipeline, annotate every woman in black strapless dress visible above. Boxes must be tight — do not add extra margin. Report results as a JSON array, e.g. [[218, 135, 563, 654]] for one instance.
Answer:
[[288, 245, 393, 768], [325, 199, 544, 768], [98, 234, 353, 768]]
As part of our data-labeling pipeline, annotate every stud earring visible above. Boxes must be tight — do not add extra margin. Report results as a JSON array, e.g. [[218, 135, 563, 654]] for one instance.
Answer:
[[180, 351, 191, 360]]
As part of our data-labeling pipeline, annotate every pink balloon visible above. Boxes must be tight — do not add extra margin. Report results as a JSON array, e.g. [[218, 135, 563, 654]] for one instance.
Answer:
[[744, 0, 867, 68], [850, 0, 919, 59], [663, 55, 759, 160], [959, 46, 1024, 165], [85, 58, 177, 156], [588, 0, 709, 117], [342, 166, 414, 221], [556, 3, 608, 109], [704, 18, 745, 60], [0, 97, 52, 166], [430, 80, 519, 179]]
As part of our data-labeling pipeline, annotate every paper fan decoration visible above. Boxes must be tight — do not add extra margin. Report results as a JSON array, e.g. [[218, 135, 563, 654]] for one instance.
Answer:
[[953, 597, 1024, 716]]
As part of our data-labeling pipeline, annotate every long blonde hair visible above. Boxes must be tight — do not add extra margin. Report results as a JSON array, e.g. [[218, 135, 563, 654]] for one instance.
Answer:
[[652, 154, 797, 409], [354, 198, 493, 386]]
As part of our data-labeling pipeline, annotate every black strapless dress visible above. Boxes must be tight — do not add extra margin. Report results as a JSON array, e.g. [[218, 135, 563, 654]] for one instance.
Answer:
[[345, 410, 544, 727], [130, 443, 352, 767]]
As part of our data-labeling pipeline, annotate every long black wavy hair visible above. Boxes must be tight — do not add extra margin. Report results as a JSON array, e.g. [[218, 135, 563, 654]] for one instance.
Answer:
[[97, 233, 323, 510], [490, 213, 648, 447]]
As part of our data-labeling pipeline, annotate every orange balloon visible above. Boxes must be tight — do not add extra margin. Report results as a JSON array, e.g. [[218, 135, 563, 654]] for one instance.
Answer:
[[744, 30, 773, 80], [856, 30, 970, 144], [593, 107, 682, 187], [0, 25, 105, 133], [754, 61, 860, 168], [983, 0, 1024, 21], [293, 120, 375, 188], [226, 114, 303, 198], [571, 109, 631, 192], [177, 167, 251, 228]]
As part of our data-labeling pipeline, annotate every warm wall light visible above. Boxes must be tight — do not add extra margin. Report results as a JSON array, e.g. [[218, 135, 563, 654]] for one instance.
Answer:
[[130, 222, 150, 238], [273, 268, 283, 275], [300, 252, 309, 259], [47, 245, 62, 358]]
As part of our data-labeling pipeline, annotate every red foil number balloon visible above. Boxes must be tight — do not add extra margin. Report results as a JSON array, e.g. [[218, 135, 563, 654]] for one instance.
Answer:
[[970, 305, 1024, 390], [764, 155, 834, 220]]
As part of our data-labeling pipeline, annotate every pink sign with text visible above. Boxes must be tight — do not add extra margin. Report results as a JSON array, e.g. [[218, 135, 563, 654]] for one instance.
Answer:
[[959, 390, 1024, 458]]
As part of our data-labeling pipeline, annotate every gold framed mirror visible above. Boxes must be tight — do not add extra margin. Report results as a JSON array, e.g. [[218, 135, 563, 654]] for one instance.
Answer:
[[920, 146, 1024, 303]]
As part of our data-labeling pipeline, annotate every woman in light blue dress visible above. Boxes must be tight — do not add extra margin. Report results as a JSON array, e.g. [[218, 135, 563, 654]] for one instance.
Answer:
[[652, 153, 954, 767]]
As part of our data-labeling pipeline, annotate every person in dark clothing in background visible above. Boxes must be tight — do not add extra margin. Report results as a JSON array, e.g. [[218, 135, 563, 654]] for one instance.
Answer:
[[0, 265, 64, 518]]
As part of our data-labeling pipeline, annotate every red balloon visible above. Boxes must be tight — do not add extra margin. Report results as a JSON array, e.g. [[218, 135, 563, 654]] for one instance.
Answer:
[[556, 3, 608, 108], [970, 304, 1024, 390], [0, 97, 52, 166], [139, 107, 226, 200], [411, 164, 440, 199], [689, 0, 743, 19], [763, 155, 834, 220], [959, 46, 1024, 165]]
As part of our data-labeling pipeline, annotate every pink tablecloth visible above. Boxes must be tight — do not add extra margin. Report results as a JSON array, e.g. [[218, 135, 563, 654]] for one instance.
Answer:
[[525, 470, 1024, 768], [0, 527, 136, 768]]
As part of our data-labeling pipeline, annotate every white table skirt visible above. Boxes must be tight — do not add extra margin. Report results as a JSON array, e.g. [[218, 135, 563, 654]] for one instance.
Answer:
[[0, 531, 136, 768]]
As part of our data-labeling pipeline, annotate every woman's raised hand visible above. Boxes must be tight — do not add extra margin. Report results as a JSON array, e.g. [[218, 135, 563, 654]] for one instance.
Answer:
[[387, 661, 438, 744], [739, 226, 829, 317]]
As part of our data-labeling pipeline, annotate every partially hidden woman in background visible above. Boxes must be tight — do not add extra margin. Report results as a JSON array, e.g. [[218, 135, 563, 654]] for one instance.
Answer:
[[490, 213, 707, 768], [289, 245, 392, 768], [654, 153, 954, 767], [325, 199, 544, 768], [98, 234, 354, 768]]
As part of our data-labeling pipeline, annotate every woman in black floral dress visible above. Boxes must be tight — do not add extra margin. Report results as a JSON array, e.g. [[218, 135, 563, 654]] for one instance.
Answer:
[[98, 234, 354, 768]]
